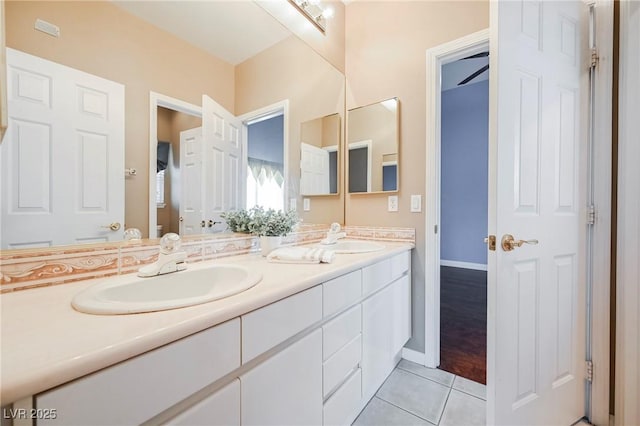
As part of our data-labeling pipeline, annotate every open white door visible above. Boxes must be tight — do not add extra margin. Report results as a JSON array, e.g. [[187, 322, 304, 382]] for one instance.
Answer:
[[300, 142, 330, 195], [1, 49, 124, 248], [202, 95, 244, 224], [488, 1, 587, 424], [179, 127, 203, 235]]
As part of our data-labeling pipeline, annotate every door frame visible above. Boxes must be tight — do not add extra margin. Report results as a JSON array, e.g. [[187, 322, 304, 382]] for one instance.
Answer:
[[237, 100, 290, 211], [615, 1, 639, 424], [148, 92, 202, 238], [424, 28, 490, 370]]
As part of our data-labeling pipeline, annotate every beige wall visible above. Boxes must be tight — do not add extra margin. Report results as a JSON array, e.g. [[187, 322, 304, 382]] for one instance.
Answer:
[[345, 1, 489, 352], [236, 35, 345, 225], [5, 1, 234, 237], [301, 118, 324, 148]]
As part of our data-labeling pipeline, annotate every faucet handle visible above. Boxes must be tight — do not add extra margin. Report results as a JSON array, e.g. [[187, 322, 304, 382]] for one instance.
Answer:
[[329, 223, 341, 233], [160, 233, 182, 254]]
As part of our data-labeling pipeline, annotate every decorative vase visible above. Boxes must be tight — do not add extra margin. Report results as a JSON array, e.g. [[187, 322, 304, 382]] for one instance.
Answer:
[[260, 235, 282, 256]]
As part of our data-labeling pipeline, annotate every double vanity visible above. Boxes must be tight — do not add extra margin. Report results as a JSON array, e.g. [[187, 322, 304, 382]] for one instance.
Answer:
[[1, 240, 413, 425]]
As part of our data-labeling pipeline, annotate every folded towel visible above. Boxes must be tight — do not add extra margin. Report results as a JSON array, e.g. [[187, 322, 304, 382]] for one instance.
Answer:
[[267, 247, 335, 264]]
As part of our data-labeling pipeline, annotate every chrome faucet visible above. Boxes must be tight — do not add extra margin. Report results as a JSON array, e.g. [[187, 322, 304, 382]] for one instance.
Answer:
[[321, 223, 347, 245], [138, 233, 187, 277]]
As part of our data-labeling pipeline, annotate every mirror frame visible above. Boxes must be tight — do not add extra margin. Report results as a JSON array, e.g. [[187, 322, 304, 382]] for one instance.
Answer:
[[346, 97, 400, 195]]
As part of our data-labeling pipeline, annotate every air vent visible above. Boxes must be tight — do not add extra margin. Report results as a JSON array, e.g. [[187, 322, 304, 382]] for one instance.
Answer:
[[35, 19, 60, 38]]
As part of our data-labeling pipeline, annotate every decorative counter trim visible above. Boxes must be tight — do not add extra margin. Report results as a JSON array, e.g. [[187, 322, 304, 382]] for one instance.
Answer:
[[0, 225, 415, 293]]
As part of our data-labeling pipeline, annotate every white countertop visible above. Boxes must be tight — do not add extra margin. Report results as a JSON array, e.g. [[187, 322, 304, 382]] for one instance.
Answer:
[[0, 241, 413, 404]]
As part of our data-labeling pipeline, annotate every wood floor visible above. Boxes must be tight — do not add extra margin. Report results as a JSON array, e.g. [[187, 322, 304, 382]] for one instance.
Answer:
[[439, 266, 487, 384]]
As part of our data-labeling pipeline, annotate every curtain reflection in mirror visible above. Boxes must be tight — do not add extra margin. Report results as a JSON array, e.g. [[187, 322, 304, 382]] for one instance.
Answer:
[[246, 159, 284, 211], [246, 114, 285, 211]]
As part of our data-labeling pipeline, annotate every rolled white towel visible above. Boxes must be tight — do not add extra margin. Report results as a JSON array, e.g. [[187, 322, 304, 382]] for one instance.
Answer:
[[267, 247, 335, 264]]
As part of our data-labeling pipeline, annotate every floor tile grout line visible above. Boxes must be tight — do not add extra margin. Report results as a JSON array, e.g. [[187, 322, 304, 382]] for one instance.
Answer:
[[451, 376, 487, 401], [395, 365, 455, 389], [372, 396, 437, 426], [449, 386, 487, 402], [435, 386, 454, 426]]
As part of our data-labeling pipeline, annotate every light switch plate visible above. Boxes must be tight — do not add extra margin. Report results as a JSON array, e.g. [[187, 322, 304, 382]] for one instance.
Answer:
[[388, 195, 398, 212], [289, 198, 297, 211], [410, 195, 422, 212], [303, 198, 311, 211]]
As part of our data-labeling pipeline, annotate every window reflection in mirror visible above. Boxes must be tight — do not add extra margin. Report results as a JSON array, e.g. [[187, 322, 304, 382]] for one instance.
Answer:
[[347, 98, 399, 193], [299, 113, 340, 196], [246, 114, 285, 211]]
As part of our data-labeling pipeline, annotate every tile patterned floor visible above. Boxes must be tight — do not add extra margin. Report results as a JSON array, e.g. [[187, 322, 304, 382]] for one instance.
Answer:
[[354, 360, 486, 426]]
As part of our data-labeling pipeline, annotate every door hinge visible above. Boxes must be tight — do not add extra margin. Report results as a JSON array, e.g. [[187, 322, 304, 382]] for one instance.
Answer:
[[434, 224, 438, 234], [585, 360, 593, 382], [587, 205, 596, 225], [590, 48, 599, 68]]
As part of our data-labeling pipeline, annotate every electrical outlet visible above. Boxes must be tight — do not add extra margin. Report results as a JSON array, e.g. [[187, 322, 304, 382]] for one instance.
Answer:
[[303, 198, 311, 211], [289, 198, 297, 211], [411, 195, 422, 212], [388, 195, 398, 212]]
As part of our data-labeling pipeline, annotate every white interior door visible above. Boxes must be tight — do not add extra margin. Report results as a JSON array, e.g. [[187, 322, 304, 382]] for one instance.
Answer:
[[179, 127, 203, 236], [488, 1, 587, 424], [300, 142, 330, 195], [1, 48, 124, 249], [202, 95, 243, 224]]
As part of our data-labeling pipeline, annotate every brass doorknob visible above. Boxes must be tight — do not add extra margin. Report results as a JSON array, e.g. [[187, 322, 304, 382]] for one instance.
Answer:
[[501, 234, 538, 251], [102, 222, 121, 231]]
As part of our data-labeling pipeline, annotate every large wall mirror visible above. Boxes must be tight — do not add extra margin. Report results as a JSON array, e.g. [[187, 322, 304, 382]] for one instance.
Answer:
[[300, 113, 340, 196], [347, 97, 399, 193], [1, 0, 345, 249]]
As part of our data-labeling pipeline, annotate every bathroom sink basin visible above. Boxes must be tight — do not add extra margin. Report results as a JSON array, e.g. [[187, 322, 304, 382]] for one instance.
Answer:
[[72, 264, 262, 315], [319, 240, 385, 254]]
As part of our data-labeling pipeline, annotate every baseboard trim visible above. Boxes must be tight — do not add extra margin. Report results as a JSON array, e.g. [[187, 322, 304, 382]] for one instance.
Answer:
[[402, 347, 426, 365], [440, 260, 487, 271]]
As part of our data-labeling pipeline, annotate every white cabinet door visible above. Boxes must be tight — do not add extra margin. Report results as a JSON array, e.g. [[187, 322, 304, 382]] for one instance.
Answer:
[[391, 275, 411, 354], [36, 319, 240, 426], [170, 379, 240, 426], [241, 329, 323, 426], [361, 284, 394, 401]]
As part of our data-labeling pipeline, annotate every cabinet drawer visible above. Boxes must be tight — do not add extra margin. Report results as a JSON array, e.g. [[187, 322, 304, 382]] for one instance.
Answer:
[[323, 368, 362, 426], [241, 329, 323, 426], [362, 258, 391, 295], [323, 334, 361, 398], [170, 379, 240, 425], [323, 304, 361, 360], [391, 251, 410, 280], [36, 319, 240, 425], [362, 252, 410, 296], [242, 286, 322, 363], [323, 270, 361, 318]]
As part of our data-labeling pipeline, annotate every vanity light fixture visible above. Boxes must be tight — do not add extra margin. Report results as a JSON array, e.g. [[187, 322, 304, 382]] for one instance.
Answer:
[[288, 0, 333, 33]]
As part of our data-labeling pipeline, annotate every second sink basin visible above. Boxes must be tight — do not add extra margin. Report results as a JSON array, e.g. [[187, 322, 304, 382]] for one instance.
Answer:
[[72, 264, 262, 315], [319, 240, 385, 254]]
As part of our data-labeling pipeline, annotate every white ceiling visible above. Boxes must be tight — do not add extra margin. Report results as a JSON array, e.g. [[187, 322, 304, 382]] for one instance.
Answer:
[[112, 1, 292, 65], [441, 56, 489, 91]]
